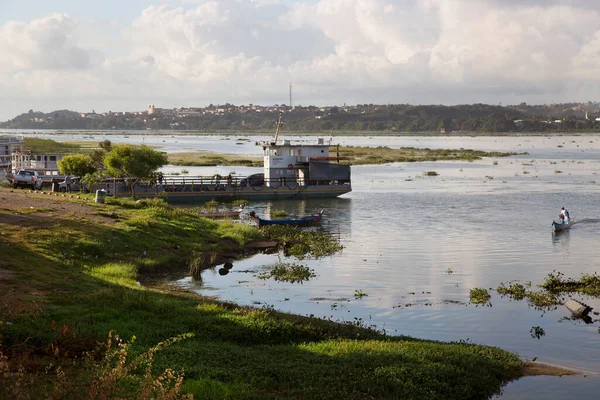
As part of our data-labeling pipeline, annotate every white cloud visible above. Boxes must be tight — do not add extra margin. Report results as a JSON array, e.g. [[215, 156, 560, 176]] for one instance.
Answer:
[[2, 0, 600, 120]]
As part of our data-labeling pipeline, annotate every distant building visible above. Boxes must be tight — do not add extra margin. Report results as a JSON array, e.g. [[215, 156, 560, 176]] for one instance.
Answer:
[[11, 149, 65, 176]]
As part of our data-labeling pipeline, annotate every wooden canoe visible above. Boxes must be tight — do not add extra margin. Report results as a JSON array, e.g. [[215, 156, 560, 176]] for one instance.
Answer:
[[552, 220, 575, 232], [250, 210, 324, 228]]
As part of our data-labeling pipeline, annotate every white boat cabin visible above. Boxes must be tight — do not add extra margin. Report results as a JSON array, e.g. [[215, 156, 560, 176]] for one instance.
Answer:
[[257, 138, 350, 187]]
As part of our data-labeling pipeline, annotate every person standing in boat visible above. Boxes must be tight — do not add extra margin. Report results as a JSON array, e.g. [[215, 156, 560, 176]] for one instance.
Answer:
[[559, 207, 570, 223]]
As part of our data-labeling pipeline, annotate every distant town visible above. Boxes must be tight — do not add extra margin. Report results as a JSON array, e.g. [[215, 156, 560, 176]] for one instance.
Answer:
[[3, 102, 600, 133]]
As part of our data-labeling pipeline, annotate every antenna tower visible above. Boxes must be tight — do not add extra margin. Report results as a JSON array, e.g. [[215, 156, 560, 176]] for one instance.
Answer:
[[289, 82, 293, 108]]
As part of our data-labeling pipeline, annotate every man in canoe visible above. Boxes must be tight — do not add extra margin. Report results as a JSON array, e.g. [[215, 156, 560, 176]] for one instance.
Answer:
[[559, 207, 570, 223]]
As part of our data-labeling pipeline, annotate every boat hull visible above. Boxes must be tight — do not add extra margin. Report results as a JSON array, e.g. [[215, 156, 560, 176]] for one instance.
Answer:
[[552, 220, 573, 232], [253, 210, 324, 228], [117, 184, 351, 204]]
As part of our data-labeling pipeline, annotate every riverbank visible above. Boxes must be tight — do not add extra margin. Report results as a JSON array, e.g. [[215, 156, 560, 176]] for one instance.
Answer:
[[0, 188, 569, 399]]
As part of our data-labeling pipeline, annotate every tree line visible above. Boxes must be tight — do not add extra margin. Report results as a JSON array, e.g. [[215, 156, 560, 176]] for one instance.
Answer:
[[4, 103, 600, 132]]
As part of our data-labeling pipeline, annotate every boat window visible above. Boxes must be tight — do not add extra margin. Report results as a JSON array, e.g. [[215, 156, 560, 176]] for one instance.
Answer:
[[289, 149, 294, 157], [295, 149, 302, 156], [264, 149, 269, 156]]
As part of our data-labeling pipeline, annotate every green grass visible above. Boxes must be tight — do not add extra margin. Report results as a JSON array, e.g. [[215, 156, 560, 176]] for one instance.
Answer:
[[24, 137, 89, 154], [0, 189, 524, 399]]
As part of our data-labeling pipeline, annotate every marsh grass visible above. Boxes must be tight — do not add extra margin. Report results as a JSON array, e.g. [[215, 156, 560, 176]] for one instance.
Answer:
[[24, 138, 89, 155], [335, 146, 526, 165], [169, 146, 525, 167], [168, 152, 262, 167]]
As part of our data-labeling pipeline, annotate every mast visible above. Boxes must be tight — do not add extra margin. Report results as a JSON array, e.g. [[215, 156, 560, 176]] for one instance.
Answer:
[[273, 111, 283, 145]]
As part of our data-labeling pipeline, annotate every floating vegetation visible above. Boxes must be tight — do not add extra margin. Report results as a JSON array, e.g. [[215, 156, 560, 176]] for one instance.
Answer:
[[530, 326, 545, 340], [271, 209, 288, 217], [541, 271, 600, 296], [485, 176, 494, 180], [425, 171, 439, 176], [497, 271, 600, 312], [180, 169, 189, 174], [497, 280, 560, 309], [469, 288, 491, 306], [554, 170, 563, 174], [493, 161, 498, 165], [260, 225, 343, 259], [354, 289, 368, 299], [256, 262, 315, 284], [446, 268, 453, 274]]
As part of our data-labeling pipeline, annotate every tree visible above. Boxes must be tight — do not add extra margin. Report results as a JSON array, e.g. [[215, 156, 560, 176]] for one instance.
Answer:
[[103, 145, 168, 196], [58, 154, 96, 177]]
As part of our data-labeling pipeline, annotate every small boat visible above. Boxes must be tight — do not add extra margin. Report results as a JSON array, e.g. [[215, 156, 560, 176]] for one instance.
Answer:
[[249, 210, 324, 228], [552, 220, 575, 232]]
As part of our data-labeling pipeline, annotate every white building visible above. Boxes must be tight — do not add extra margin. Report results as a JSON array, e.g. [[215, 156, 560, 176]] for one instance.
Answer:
[[0, 135, 24, 172], [11, 149, 64, 176]]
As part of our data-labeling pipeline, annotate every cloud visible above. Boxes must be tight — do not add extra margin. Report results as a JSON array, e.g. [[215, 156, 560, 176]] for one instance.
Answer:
[[0, 13, 91, 71], [2, 0, 600, 120]]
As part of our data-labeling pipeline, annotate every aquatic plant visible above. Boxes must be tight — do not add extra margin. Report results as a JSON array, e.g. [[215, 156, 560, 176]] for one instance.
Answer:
[[469, 288, 491, 306], [260, 225, 343, 259], [497, 280, 560, 310], [530, 326, 545, 340], [271, 209, 288, 217], [425, 171, 439, 176], [541, 271, 600, 296], [354, 289, 368, 299], [256, 262, 315, 284]]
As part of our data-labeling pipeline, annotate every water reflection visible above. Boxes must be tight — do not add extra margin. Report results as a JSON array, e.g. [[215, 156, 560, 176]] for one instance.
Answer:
[[551, 230, 570, 250]]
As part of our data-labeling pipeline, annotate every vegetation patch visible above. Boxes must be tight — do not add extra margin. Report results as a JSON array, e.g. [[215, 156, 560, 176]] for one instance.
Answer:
[[469, 288, 492, 306], [259, 225, 344, 259], [168, 151, 262, 167], [168, 146, 525, 167], [270, 209, 288, 217], [497, 271, 600, 312], [335, 146, 526, 165], [256, 262, 316, 283]]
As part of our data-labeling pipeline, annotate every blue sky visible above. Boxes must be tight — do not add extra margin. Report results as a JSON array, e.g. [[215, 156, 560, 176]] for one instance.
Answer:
[[0, 0, 599, 121]]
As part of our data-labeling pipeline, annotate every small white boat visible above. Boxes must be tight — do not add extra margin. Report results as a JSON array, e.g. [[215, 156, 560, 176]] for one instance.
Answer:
[[552, 220, 575, 232]]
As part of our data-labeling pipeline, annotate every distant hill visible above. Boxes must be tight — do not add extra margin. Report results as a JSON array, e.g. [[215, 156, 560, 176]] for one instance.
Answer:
[[2, 102, 600, 133]]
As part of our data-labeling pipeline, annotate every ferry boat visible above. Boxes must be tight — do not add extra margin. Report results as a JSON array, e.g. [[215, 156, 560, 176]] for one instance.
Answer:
[[117, 114, 352, 203]]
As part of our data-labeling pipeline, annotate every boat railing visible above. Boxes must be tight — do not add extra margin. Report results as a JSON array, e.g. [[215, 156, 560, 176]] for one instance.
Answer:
[[117, 174, 352, 194]]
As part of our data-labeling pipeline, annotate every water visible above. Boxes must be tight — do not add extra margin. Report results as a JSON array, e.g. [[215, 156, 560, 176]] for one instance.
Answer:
[[10, 130, 600, 398]]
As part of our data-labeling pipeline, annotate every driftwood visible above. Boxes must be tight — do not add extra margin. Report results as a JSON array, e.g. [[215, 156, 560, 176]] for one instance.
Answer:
[[564, 299, 592, 318]]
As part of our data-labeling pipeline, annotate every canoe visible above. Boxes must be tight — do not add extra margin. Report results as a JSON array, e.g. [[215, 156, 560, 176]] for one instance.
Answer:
[[552, 220, 575, 232], [250, 210, 324, 228]]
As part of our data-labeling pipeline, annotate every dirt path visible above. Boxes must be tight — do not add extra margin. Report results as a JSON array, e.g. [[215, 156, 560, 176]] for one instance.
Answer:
[[0, 187, 115, 226]]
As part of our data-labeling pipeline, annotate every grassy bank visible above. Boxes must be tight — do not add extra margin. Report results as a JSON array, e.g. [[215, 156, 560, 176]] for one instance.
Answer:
[[0, 188, 524, 399]]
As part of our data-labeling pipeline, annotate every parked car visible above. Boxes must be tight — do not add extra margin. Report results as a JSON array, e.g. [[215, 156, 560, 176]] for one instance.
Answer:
[[58, 177, 89, 193], [240, 173, 264, 187], [12, 170, 43, 190]]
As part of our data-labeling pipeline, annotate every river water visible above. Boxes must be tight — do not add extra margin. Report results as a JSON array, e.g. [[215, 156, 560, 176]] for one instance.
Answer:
[[9, 130, 600, 398]]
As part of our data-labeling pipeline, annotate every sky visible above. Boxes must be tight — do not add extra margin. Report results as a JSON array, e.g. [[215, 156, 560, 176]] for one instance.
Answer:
[[1, 0, 600, 121]]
